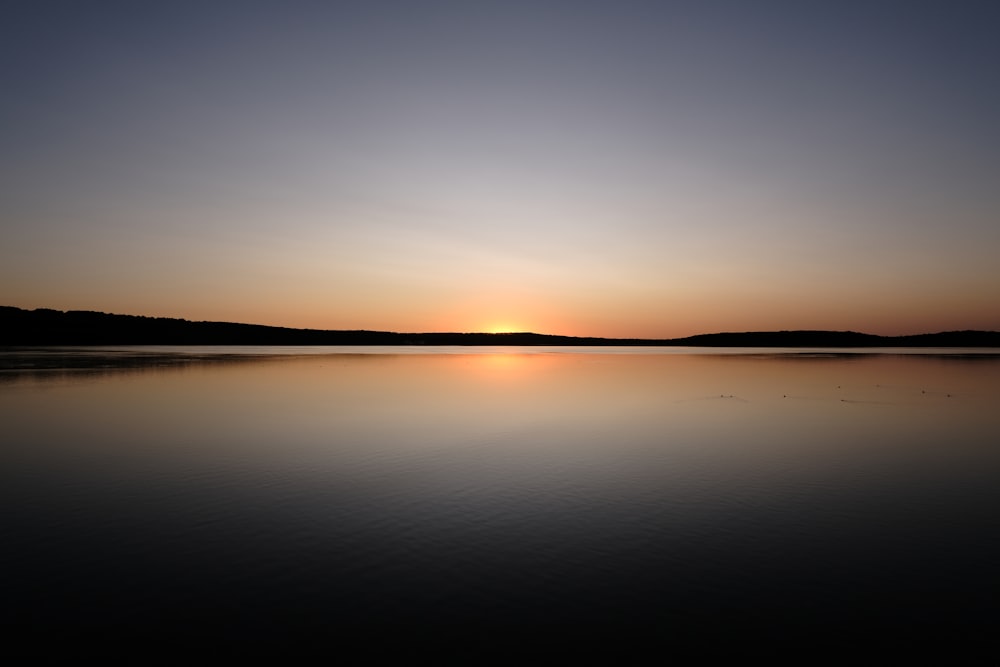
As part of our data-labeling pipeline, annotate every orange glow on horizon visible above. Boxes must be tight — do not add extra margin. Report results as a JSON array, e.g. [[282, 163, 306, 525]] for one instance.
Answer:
[[483, 323, 523, 334], [11, 294, 999, 342]]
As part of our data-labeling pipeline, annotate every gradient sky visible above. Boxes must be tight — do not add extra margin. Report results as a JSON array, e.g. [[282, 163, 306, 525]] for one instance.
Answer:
[[2, 1, 998, 337]]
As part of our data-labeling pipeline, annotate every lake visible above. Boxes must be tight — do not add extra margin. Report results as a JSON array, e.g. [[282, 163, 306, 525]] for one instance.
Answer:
[[3, 346, 999, 657]]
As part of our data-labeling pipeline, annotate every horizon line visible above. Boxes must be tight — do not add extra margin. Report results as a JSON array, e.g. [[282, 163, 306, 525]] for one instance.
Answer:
[[3, 305, 997, 342]]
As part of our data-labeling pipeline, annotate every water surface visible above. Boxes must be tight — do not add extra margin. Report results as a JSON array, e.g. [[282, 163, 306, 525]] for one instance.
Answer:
[[3, 347, 998, 655]]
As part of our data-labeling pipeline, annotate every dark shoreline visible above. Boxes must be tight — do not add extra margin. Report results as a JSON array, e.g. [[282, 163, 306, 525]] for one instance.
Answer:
[[3, 306, 998, 347]]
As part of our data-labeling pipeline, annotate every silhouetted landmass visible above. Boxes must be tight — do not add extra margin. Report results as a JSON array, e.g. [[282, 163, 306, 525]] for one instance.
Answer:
[[2, 306, 998, 347], [672, 329, 1000, 347]]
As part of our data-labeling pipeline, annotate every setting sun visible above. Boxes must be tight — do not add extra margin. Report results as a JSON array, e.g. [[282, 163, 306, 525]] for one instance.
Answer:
[[485, 324, 522, 334]]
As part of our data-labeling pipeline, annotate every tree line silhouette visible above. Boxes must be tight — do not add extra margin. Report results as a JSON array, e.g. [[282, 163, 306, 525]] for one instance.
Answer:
[[2, 306, 998, 347]]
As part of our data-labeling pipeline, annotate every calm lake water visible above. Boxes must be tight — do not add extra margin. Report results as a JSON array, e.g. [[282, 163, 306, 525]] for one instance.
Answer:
[[3, 347, 999, 656]]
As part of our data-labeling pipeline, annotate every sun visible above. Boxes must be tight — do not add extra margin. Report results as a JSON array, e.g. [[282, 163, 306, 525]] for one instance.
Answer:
[[484, 323, 522, 334]]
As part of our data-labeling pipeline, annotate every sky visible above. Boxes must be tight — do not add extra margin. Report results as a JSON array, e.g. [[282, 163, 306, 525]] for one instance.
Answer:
[[2, 0, 998, 337]]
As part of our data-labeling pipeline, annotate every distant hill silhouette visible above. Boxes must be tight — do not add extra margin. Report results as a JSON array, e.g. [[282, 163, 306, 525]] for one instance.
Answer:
[[2, 306, 998, 347]]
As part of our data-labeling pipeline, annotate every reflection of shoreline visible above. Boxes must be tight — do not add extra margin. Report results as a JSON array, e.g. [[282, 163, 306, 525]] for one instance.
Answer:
[[0, 345, 1000, 392], [0, 348, 410, 383], [738, 351, 1000, 362], [3, 347, 1000, 386], [0, 351, 283, 384]]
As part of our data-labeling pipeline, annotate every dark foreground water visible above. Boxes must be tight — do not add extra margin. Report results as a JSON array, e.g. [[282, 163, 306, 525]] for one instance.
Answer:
[[3, 347, 999, 657]]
